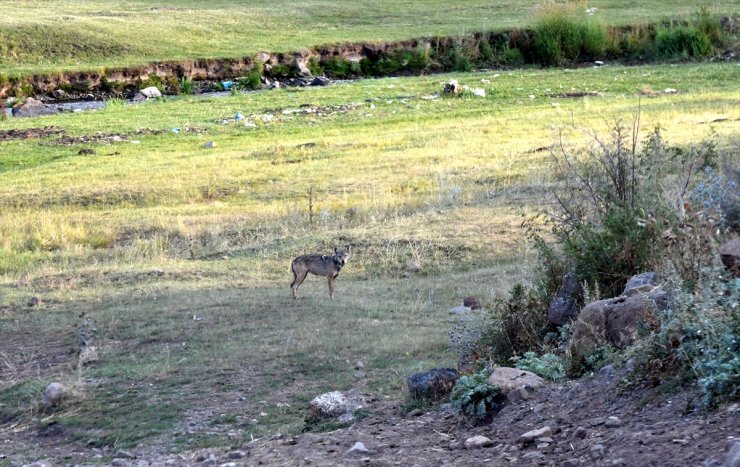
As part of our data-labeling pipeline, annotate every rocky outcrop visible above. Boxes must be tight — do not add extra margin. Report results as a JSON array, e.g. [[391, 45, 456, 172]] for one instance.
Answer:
[[569, 273, 666, 364], [548, 269, 581, 326]]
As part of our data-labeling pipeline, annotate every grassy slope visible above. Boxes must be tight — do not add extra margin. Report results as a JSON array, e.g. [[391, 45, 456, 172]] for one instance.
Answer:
[[1, 0, 739, 76], [0, 63, 738, 458]]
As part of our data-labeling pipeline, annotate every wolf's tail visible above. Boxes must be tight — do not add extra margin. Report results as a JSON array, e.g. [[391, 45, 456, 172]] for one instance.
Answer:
[[290, 260, 297, 288]]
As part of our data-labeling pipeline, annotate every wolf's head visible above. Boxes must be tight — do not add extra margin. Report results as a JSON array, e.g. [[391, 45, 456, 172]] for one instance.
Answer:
[[333, 246, 350, 267]]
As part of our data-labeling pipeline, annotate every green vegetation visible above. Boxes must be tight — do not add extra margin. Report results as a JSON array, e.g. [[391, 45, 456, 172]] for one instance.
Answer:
[[0, 63, 738, 456], [0, 1, 737, 77], [450, 369, 500, 422], [533, 4, 607, 65]]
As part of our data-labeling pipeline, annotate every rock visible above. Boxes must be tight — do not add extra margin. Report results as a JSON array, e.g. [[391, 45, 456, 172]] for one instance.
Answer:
[[269, 81, 281, 89], [25, 462, 53, 467], [202, 141, 216, 149], [449, 441, 463, 450], [407, 368, 459, 400], [43, 382, 68, 407], [573, 426, 588, 439], [519, 426, 552, 444], [623, 272, 658, 295], [347, 441, 370, 455], [52, 89, 66, 99], [720, 237, 740, 277], [110, 460, 127, 467], [310, 77, 330, 86], [605, 416, 622, 428], [506, 387, 530, 404], [465, 435, 494, 449], [227, 451, 246, 459], [595, 60, 605, 66], [115, 449, 136, 459], [449, 306, 472, 315], [726, 440, 740, 467], [308, 390, 368, 419], [136, 86, 162, 99], [537, 437, 554, 443], [569, 288, 665, 363], [443, 80, 461, 94], [407, 408, 423, 417], [78, 148, 96, 155], [487, 367, 545, 396], [12, 98, 60, 118], [522, 451, 545, 460], [27, 296, 40, 307], [355, 361, 365, 370], [463, 296, 482, 310], [563, 459, 581, 467], [548, 269, 581, 326]]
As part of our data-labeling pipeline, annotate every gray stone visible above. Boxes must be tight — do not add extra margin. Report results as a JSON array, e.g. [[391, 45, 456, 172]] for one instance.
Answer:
[[449, 306, 472, 315], [347, 441, 370, 455], [522, 451, 545, 460], [488, 367, 545, 396], [115, 450, 136, 459], [337, 412, 355, 423], [110, 460, 127, 467], [563, 459, 581, 467], [202, 141, 216, 149], [605, 416, 622, 428], [12, 98, 60, 118], [548, 269, 580, 326], [227, 451, 246, 459], [465, 435, 494, 449], [623, 272, 658, 295], [519, 426, 552, 444], [43, 382, 68, 407], [308, 390, 368, 419], [573, 426, 588, 439], [407, 368, 458, 400], [137, 86, 162, 99]]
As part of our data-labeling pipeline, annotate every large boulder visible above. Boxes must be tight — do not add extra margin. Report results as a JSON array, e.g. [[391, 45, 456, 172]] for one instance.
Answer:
[[43, 382, 68, 408], [719, 237, 740, 277], [487, 367, 545, 396], [569, 281, 666, 363], [12, 98, 60, 118], [548, 269, 580, 326], [407, 368, 459, 399]]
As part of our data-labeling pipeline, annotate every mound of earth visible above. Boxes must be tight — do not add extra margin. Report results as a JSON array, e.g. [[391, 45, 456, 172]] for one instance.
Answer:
[[118, 365, 738, 466]]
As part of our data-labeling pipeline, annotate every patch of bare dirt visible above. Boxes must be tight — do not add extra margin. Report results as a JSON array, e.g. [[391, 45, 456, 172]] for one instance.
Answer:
[[0, 126, 65, 141], [174, 369, 737, 467], [0, 326, 76, 390]]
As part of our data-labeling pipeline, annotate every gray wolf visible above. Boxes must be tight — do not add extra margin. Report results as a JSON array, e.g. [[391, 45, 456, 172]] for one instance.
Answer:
[[290, 247, 350, 299]]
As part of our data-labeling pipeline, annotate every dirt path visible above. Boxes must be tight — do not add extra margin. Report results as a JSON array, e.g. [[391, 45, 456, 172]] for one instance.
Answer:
[[41, 365, 732, 466]]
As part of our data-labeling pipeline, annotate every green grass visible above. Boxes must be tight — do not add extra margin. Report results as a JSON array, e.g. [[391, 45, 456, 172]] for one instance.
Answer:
[[0, 62, 738, 460], [0, 1, 738, 77]]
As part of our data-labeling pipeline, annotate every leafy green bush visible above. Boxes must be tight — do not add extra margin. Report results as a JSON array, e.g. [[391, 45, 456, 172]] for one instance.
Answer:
[[511, 352, 565, 381], [237, 71, 261, 90], [307, 56, 323, 76], [179, 77, 194, 95], [478, 284, 549, 363], [533, 7, 606, 65], [323, 57, 353, 78], [694, 7, 727, 48], [656, 26, 712, 58], [450, 369, 501, 422], [268, 63, 292, 78]]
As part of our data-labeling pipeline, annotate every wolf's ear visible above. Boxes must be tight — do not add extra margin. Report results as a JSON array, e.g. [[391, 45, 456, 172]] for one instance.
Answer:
[[334, 247, 339, 254]]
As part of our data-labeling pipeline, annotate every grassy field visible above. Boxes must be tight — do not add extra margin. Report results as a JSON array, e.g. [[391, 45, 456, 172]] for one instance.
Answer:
[[1, 63, 739, 460], [0, 0, 738, 77]]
